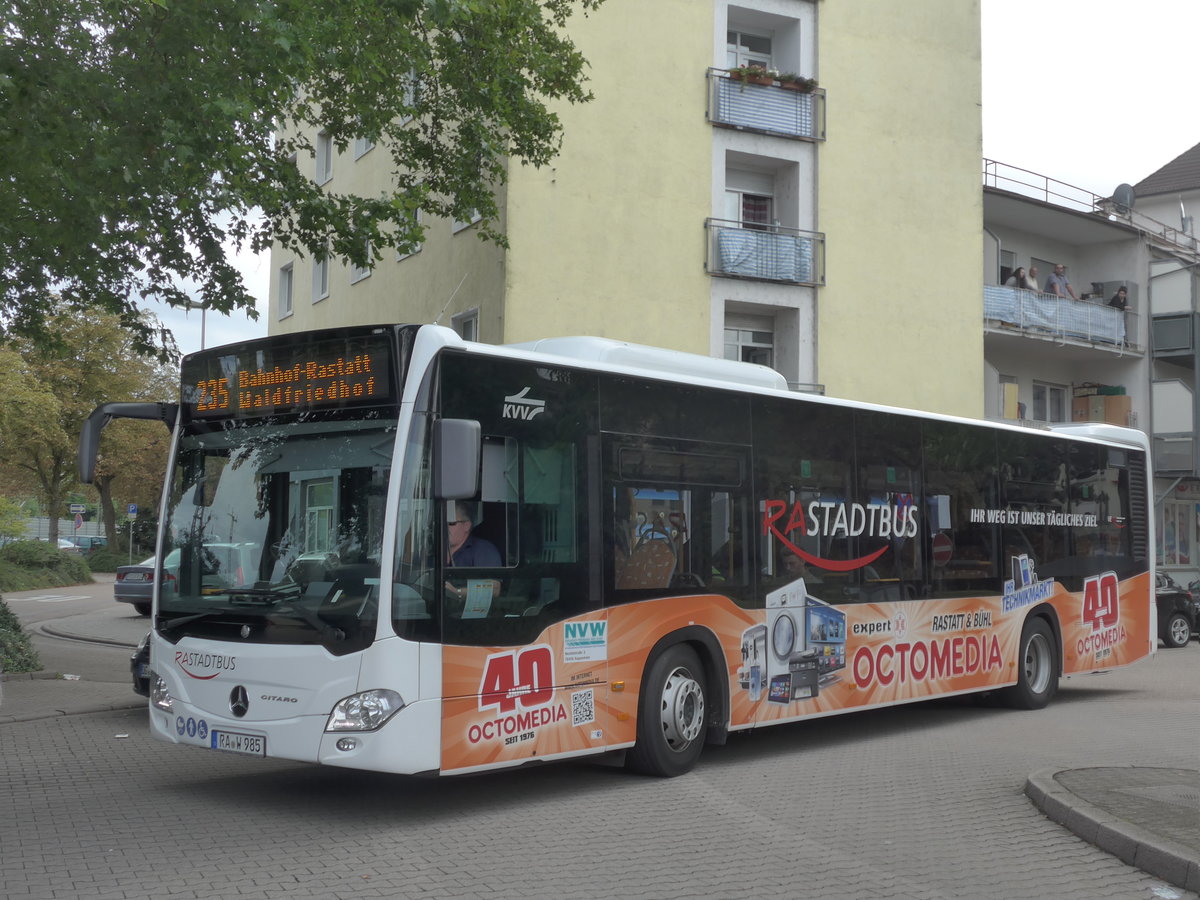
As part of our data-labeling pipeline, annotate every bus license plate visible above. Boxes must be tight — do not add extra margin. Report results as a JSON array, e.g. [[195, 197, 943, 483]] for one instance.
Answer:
[[211, 730, 265, 756]]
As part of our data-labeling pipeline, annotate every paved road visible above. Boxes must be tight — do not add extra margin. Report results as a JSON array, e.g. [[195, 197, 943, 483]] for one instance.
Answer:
[[3, 575, 146, 681], [2, 589, 1197, 900]]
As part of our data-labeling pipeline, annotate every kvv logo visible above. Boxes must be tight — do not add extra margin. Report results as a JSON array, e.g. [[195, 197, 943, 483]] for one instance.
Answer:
[[502, 387, 546, 421], [478, 645, 555, 713]]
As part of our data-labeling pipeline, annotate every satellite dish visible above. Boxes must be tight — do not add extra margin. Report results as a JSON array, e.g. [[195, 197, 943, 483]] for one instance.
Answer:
[[1112, 183, 1136, 214]]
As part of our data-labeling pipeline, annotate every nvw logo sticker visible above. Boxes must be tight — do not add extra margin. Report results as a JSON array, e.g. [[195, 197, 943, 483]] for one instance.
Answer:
[[564, 620, 607, 663], [471, 645, 566, 745], [502, 387, 545, 420]]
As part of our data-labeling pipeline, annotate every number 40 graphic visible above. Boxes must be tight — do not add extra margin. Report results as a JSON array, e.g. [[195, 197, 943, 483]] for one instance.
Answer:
[[1081, 572, 1119, 630], [478, 645, 554, 713]]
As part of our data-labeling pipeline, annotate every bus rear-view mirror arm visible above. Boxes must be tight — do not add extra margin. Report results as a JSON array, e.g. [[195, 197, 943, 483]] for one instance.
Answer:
[[78, 401, 179, 484], [433, 418, 481, 500]]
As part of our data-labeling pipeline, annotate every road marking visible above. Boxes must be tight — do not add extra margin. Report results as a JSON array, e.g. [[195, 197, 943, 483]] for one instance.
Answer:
[[5, 594, 91, 603]]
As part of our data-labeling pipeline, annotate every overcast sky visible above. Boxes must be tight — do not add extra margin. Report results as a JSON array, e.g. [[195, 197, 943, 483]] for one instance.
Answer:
[[160, 1, 1200, 357], [981, 0, 1197, 196]]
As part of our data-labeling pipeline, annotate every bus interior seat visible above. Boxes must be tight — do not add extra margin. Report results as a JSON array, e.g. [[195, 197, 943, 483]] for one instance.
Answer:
[[615, 540, 676, 590]]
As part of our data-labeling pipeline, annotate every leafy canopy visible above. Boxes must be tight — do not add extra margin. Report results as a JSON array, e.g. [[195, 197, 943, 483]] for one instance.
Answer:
[[1, 0, 601, 355]]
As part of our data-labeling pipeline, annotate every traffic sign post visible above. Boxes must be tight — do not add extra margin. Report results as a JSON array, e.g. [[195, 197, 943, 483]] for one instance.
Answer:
[[127, 504, 137, 564]]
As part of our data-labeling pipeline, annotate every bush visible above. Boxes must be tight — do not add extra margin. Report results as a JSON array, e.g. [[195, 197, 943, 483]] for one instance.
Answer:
[[84, 547, 133, 573], [0, 540, 93, 593], [0, 597, 42, 673]]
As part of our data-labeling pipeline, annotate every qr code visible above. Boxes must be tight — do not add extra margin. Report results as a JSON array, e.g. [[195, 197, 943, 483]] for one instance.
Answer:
[[571, 688, 595, 727]]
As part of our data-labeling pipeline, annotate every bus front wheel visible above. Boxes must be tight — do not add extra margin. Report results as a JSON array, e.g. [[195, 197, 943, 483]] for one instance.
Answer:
[[1002, 617, 1058, 710], [627, 644, 707, 777]]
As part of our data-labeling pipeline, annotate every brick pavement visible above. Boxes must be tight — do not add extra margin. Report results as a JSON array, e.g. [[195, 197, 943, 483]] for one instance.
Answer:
[[2, 648, 1198, 900]]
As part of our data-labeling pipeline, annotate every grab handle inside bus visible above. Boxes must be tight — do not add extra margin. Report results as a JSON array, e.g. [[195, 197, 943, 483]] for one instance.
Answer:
[[78, 402, 178, 484], [433, 418, 481, 500]]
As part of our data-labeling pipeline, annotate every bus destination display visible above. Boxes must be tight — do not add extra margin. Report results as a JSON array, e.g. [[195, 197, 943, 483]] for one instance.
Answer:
[[182, 334, 393, 419]]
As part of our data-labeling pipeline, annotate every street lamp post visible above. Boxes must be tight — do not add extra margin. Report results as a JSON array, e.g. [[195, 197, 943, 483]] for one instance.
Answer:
[[183, 300, 207, 350]]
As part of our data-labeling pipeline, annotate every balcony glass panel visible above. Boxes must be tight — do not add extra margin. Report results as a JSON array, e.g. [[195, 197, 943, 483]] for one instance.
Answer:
[[1153, 435, 1195, 475], [707, 219, 825, 286], [708, 70, 826, 141], [983, 285, 1135, 348]]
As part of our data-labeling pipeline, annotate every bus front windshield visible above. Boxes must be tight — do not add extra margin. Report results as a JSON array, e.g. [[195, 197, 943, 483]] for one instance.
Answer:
[[159, 415, 396, 653]]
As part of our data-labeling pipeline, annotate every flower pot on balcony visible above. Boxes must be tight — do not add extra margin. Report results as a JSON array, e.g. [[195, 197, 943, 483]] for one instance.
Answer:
[[777, 75, 817, 93], [727, 66, 776, 88]]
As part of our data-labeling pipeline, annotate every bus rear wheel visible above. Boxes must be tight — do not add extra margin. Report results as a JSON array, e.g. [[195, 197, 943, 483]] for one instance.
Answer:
[[1002, 617, 1058, 710], [627, 644, 707, 777]]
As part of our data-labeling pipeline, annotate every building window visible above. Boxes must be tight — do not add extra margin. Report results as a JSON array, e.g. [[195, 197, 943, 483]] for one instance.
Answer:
[[278, 263, 294, 318], [725, 190, 772, 231], [315, 131, 333, 184], [1031, 381, 1067, 423], [726, 30, 772, 69], [353, 137, 374, 159], [1157, 499, 1195, 567], [452, 309, 479, 342], [724, 314, 774, 367], [453, 209, 482, 233], [350, 240, 373, 284], [397, 209, 422, 261], [312, 253, 329, 303]]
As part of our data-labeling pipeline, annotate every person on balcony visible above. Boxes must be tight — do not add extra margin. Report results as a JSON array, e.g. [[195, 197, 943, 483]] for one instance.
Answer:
[[1108, 286, 1129, 311], [1044, 264, 1078, 300], [1004, 266, 1038, 290]]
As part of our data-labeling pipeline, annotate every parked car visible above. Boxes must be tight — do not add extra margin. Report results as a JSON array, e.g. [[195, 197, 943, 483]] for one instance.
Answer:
[[1156, 572, 1197, 649], [131, 632, 150, 697], [114, 555, 157, 616], [70, 535, 108, 553], [53, 538, 82, 554]]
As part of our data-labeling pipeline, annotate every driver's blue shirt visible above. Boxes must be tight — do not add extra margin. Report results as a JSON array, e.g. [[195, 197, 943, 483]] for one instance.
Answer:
[[452, 535, 500, 567]]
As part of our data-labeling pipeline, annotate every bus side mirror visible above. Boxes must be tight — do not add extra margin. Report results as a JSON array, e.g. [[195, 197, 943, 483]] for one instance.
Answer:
[[78, 402, 179, 484], [433, 418, 481, 500]]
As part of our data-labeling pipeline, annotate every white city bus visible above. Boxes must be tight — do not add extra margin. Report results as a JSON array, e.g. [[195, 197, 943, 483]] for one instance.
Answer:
[[80, 324, 1156, 777]]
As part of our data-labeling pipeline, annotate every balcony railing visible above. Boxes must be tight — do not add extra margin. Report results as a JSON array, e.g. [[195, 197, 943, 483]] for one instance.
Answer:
[[1154, 435, 1196, 475], [707, 69, 826, 141], [706, 219, 825, 286], [983, 285, 1139, 349]]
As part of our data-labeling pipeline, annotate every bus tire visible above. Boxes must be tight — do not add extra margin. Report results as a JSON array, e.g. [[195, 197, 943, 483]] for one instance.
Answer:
[[1002, 617, 1058, 710], [627, 644, 707, 777]]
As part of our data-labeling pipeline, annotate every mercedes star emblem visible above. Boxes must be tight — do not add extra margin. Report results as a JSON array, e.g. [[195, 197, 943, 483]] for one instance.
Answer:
[[229, 685, 250, 718]]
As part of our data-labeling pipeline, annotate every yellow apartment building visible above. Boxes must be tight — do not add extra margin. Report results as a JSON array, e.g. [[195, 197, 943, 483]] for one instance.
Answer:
[[270, 0, 983, 416]]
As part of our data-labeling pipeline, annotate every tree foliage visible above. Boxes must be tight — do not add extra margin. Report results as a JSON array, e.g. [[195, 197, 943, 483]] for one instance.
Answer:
[[0, 305, 175, 543], [1, 0, 602, 355]]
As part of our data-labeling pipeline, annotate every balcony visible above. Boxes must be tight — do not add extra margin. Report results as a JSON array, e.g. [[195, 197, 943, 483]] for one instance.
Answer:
[[983, 285, 1139, 351], [707, 69, 826, 142], [1152, 379, 1198, 476], [706, 219, 825, 286]]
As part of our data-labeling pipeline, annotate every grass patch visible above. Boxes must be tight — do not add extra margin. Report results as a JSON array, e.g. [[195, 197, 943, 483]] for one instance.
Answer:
[[0, 540, 93, 593]]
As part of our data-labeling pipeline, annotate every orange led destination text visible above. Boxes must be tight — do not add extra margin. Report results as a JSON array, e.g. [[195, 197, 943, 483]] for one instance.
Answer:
[[236, 354, 379, 410]]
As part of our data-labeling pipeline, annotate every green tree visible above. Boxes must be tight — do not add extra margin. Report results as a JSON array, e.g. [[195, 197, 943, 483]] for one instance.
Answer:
[[1, 0, 602, 355], [0, 307, 172, 543], [0, 496, 27, 541]]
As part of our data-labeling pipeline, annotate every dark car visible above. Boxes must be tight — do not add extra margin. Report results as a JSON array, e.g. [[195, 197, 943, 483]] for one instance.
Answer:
[[71, 535, 108, 553], [131, 632, 150, 697], [114, 555, 156, 616], [1156, 572, 1196, 649]]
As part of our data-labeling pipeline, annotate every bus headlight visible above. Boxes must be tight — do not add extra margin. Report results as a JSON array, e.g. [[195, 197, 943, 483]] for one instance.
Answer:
[[150, 673, 173, 713], [326, 689, 405, 732]]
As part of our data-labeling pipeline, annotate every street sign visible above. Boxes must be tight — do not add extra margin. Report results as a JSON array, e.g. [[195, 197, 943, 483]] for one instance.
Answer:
[[127, 503, 138, 517], [932, 532, 953, 567], [69, 503, 86, 514]]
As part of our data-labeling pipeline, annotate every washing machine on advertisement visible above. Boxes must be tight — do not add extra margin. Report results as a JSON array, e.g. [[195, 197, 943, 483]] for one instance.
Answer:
[[765, 578, 808, 703]]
